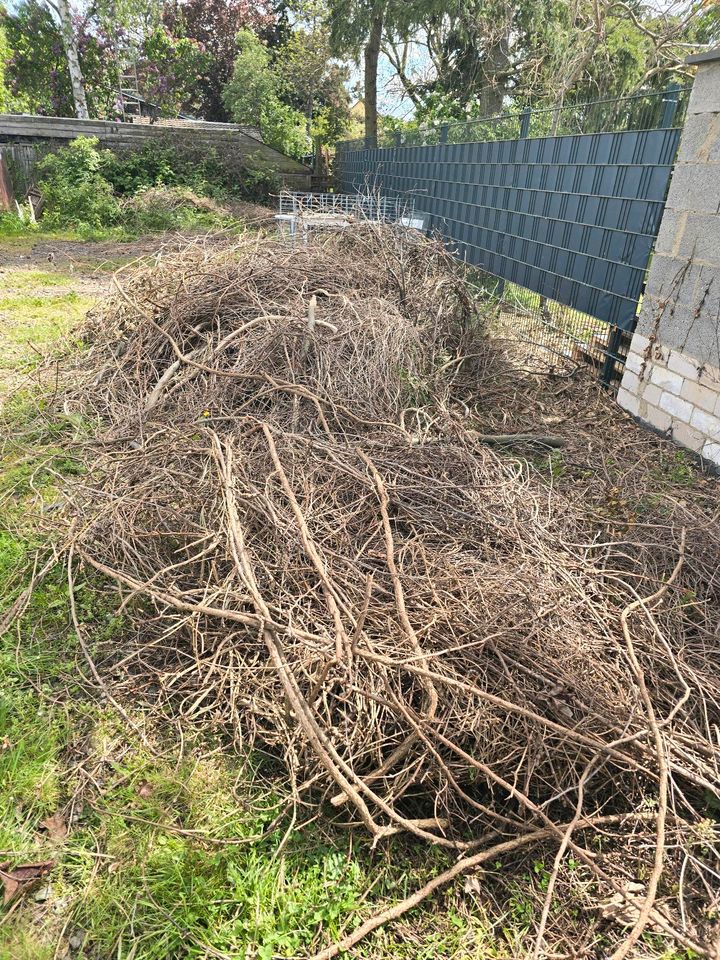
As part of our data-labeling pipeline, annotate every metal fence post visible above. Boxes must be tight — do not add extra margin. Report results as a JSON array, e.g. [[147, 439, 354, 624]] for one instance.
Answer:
[[519, 107, 531, 139], [659, 83, 681, 128], [440, 124, 449, 144], [599, 326, 623, 388], [394, 132, 401, 148]]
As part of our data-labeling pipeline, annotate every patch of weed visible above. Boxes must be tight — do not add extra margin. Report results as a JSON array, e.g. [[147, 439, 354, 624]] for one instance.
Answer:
[[0, 291, 92, 349], [657, 449, 698, 487]]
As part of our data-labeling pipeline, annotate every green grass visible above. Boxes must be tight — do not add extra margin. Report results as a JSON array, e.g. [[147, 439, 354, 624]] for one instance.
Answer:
[[0, 214, 132, 246], [0, 267, 95, 385], [0, 215, 106, 249], [0, 291, 91, 343], [0, 208, 246, 249]]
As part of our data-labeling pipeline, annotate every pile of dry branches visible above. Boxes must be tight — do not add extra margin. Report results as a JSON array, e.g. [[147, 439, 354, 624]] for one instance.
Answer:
[[59, 226, 719, 957]]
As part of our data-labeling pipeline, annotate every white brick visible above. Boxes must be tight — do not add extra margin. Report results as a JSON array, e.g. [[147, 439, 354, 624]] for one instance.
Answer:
[[624, 351, 644, 376], [629, 332, 650, 354], [622, 370, 641, 395], [672, 420, 706, 452], [702, 441, 720, 466], [642, 382, 663, 407], [650, 366, 684, 395], [645, 404, 672, 432], [700, 362, 720, 388], [667, 350, 700, 380], [681, 379, 719, 412], [690, 407, 720, 438], [659, 392, 694, 422], [617, 387, 640, 416]]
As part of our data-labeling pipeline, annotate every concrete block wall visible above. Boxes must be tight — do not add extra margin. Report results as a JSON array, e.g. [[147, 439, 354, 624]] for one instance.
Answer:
[[618, 49, 720, 466]]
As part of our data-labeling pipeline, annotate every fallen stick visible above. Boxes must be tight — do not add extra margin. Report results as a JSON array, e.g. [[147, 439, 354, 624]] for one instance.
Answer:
[[471, 432, 566, 448], [609, 530, 686, 960]]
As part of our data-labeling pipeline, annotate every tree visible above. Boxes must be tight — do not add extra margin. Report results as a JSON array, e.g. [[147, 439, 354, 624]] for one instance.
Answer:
[[0, 10, 17, 111], [275, 22, 351, 140], [53, 0, 89, 117], [163, 0, 276, 121], [137, 25, 210, 116], [381, 0, 719, 126], [223, 27, 308, 155], [328, 0, 390, 143], [3, 0, 117, 117]]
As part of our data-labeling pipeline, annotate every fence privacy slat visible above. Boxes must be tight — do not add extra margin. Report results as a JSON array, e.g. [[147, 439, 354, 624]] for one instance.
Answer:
[[336, 90, 687, 332]]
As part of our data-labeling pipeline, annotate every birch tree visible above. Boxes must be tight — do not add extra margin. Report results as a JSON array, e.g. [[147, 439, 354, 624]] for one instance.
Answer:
[[47, 0, 89, 118]]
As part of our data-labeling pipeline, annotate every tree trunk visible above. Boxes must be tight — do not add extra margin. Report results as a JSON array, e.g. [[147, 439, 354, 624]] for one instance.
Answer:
[[364, 10, 383, 146], [54, 0, 90, 119]]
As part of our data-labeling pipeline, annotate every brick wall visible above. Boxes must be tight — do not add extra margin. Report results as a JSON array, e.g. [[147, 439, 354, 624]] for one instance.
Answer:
[[617, 49, 720, 466]]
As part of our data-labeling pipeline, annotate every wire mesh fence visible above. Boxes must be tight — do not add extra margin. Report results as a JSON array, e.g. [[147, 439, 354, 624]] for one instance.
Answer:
[[339, 86, 691, 152], [277, 190, 412, 221], [471, 269, 631, 390]]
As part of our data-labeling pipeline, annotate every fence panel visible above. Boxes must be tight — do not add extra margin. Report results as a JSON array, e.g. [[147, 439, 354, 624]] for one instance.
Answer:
[[336, 91, 687, 334]]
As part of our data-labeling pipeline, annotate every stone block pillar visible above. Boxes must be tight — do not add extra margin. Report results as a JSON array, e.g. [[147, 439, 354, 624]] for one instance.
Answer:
[[618, 49, 720, 465]]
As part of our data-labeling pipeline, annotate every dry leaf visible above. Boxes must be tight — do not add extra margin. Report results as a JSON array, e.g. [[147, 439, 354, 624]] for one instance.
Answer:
[[463, 874, 482, 896], [0, 860, 55, 905], [599, 881, 645, 925], [39, 813, 68, 841]]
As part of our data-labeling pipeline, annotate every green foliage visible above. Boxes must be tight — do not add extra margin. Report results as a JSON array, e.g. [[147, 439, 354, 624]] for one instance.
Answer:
[[103, 138, 280, 203], [37, 137, 121, 230], [160, 0, 277, 122], [223, 28, 309, 158], [0, 212, 34, 237], [139, 25, 211, 118], [2, 0, 119, 118], [276, 21, 352, 144], [32, 136, 276, 234], [372, 0, 720, 130], [103, 139, 212, 196], [656, 449, 698, 487], [260, 98, 311, 158], [0, 15, 21, 112]]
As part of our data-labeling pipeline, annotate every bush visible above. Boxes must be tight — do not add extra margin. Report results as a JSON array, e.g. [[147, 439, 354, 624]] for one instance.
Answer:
[[36, 137, 121, 230], [34, 136, 278, 234], [0, 211, 35, 236], [120, 186, 234, 233], [102, 140, 218, 198], [100, 138, 280, 203]]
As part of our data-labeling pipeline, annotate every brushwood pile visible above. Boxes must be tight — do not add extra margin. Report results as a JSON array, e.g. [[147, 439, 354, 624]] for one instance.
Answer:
[[57, 226, 719, 957]]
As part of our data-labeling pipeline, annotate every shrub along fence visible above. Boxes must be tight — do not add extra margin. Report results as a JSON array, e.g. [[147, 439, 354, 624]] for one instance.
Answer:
[[335, 87, 691, 387]]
